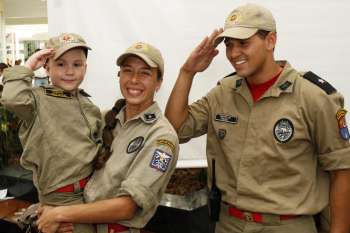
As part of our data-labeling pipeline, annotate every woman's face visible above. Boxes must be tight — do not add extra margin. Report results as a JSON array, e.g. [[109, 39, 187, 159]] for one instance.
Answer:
[[119, 56, 161, 111]]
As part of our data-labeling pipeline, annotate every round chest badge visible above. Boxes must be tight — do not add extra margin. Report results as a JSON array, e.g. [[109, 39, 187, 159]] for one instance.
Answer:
[[127, 136, 144, 154], [273, 118, 294, 143]]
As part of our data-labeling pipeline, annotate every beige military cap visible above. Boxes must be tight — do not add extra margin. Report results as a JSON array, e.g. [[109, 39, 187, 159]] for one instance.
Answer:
[[116, 42, 164, 79], [45, 33, 91, 60], [215, 3, 276, 45]]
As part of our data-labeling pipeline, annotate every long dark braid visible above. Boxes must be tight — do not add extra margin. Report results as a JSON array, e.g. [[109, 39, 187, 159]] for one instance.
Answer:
[[94, 98, 126, 169]]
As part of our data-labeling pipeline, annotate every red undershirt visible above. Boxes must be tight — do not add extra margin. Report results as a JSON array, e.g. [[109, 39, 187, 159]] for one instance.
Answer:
[[247, 69, 283, 103]]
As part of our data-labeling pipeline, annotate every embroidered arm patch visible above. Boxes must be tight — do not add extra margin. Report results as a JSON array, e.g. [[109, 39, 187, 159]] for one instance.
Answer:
[[336, 109, 350, 140], [156, 139, 175, 154], [150, 149, 172, 172]]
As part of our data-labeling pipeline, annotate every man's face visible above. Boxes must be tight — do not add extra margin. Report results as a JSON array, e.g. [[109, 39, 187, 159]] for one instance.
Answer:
[[119, 56, 161, 111], [46, 48, 87, 93], [225, 32, 275, 82]]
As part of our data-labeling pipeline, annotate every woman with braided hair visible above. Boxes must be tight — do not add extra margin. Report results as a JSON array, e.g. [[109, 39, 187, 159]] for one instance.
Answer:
[[37, 42, 179, 233]]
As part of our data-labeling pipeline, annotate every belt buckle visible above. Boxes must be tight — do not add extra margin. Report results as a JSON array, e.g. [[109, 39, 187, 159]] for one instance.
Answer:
[[244, 212, 254, 222]]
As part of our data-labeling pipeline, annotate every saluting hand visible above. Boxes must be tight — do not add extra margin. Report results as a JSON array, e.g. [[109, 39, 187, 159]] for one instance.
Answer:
[[181, 28, 223, 76], [25, 48, 55, 71]]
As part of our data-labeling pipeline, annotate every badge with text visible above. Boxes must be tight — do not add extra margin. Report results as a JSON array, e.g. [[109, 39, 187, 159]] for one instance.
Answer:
[[274, 118, 294, 143], [44, 88, 72, 98], [336, 109, 350, 140], [157, 139, 176, 154], [218, 129, 226, 140], [126, 136, 144, 154], [150, 149, 172, 172], [215, 114, 238, 124]]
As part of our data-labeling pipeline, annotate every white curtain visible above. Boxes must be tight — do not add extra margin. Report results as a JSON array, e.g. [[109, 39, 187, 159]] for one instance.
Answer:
[[47, 0, 350, 167]]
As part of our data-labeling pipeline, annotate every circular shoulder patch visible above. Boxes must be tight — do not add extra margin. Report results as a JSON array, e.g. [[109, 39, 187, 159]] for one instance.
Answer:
[[273, 118, 294, 143], [127, 136, 144, 154]]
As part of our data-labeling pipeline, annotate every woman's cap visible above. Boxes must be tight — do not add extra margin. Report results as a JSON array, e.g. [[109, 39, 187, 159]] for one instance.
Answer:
[[116, 42, 164, 79]]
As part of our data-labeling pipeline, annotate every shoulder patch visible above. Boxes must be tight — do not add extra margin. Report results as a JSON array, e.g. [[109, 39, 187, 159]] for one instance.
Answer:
[[156, 139, 175, 154], [150, 149, 172, 172], [303, 71, 336, 95], [43, 88, 72, 98], [79, 89, 91, 97], [336, 109, 350, 140]]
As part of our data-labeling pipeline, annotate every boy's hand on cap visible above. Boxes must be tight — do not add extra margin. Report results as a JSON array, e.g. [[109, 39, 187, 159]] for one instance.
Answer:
[[25, 48, 55, 71]]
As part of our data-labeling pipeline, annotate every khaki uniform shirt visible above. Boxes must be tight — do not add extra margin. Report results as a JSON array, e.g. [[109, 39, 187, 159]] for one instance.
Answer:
[[84, 102, 179, 230], [178, 61, 350, 215], [0, 66, 101, 204]]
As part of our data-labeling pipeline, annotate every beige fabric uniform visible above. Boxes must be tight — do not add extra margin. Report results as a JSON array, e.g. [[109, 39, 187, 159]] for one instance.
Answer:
[[178, 61, 350, 233], [1, 66, 101, 233], [84, 102, 179, 233]]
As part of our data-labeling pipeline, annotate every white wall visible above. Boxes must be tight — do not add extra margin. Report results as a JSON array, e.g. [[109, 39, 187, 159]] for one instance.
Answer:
[[47, 0, 350, 167]]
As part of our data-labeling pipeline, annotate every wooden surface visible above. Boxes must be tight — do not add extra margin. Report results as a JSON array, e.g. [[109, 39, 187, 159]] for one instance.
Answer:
[[0, 199, 31, 223]]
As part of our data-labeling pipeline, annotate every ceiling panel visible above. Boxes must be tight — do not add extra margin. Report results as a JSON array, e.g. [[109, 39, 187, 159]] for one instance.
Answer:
[[4, 0, 47, 24]]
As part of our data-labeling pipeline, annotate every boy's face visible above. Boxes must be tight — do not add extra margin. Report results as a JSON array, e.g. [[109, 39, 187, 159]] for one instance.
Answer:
[[45, 48, 87, 93]]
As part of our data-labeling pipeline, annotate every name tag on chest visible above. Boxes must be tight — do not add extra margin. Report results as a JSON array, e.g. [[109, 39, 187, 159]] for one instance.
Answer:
[[215, 114, 238, 124]]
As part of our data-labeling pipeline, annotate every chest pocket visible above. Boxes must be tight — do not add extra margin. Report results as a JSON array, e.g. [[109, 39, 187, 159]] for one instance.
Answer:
[[81, 103, 102, 142]]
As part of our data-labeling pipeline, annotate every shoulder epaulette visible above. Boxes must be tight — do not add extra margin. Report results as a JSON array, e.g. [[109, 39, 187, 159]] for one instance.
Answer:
[[217, 72, 237, 85], [223, 72, 237, 79], [79, 89, 91, 97], [303, 71, 336, 95]]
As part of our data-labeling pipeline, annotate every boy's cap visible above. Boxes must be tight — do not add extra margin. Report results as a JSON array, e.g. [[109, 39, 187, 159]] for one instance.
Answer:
[[215, 3, 276, 45], [45, 33, 91, 60], [116, 42, 164, 79]]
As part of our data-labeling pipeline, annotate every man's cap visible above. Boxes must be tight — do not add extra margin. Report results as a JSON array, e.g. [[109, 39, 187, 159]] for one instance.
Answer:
[[45, 33, 91, 60], [215, 3, 276, 45], [116, 42, 164, 79]]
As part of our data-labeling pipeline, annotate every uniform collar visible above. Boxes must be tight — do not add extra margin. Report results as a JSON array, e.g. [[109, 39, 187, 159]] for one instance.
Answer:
[[264, 61, 297, 98], [232, 61, 298, 98], [116, 101, 161, 125]]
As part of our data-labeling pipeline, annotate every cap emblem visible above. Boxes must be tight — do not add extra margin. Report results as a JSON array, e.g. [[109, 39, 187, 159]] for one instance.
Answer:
[[135, 43, 143, 50], [226, 12, 242, 26], [59, 34, 81, 44], [132, 42, 149, 52]]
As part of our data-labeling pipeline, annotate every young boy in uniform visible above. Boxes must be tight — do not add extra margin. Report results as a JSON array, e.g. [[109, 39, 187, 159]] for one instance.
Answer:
[[0, 33, 101, 233]]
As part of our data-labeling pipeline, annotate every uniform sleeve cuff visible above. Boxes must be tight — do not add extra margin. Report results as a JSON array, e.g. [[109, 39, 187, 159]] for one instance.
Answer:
[[319, 146, 350, 170], [3, 66, 34, 83], [116, 178, 158, 212]]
